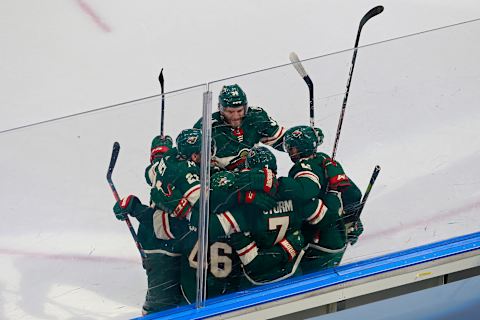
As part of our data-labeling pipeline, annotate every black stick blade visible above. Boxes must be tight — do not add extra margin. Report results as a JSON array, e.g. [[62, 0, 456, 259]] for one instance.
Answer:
[[360, 6, 384, 27], [107, 142, 120, 180], [353, 164, 381, 221], [159, 68, 165, 93], [371, 165, 381, 182]]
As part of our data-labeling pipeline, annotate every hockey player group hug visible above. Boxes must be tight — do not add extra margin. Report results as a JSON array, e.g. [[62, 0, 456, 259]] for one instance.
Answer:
[[112, 84, 364, 315]]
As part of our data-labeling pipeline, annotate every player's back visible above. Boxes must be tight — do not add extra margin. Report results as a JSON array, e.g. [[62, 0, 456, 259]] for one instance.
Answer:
[[179, 216, 247, 304], [243, 198, 305, 283]]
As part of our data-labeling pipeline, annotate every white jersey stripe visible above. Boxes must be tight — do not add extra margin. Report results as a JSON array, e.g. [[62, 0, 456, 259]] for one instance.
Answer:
[[260, 126, 285, 146], [184, 185, 201, 206], [307, 200, 328, 225], [236, 242, 258, 265], [217, 211, 241, 236], [143, 249, 181, 257], [294, 171, 321, 188], [153, 210, 175, 240]]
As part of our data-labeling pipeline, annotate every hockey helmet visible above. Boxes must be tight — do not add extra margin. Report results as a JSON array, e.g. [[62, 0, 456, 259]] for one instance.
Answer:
[[245, 146, 277, 172], [283, 125, 324, 161], [211, 171, 236, 191], [176, 128, 202, 159], [218, 84, 248, 111]]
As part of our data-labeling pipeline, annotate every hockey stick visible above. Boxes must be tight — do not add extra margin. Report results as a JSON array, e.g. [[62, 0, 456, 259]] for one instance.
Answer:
[[354, 164, 381, 221], [332, 6, 384, 159], [345, 165, 380, 245], [158, 68, 165, 137], [289, 52, 315, 128], [106, 142, 147, 259]]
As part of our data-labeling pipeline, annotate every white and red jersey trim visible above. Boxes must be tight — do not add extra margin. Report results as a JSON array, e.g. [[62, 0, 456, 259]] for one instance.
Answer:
[[260, 126, 285, 146], [294, 170, 321, 188], [236, 242, 258, 265], [184, 184, 201, 207], [217, 211, 241, 236], [306, 199, 328, 225], [153, 210, 175, 240]]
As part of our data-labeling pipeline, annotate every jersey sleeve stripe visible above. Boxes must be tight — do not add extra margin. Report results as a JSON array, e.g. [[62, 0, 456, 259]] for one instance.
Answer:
[[184, 185, 201, 206], [217, 211, 241, 235], [153, 210, 175, 240], [143, 249, 181, 257], [294, 171, 321, 187], [307, 200, 328, 225], [260, 126, 285, 146], [236, 242, 258, 266]]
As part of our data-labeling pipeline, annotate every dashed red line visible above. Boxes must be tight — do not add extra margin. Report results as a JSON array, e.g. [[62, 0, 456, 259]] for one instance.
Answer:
[[361, 199, 480, 241], [0, 248, 138, 264], [1, 200, 478, 263], [76, 0, 111, 33]]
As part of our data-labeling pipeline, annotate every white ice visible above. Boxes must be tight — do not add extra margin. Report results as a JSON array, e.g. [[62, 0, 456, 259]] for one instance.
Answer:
[[1, 1, 480, 319]]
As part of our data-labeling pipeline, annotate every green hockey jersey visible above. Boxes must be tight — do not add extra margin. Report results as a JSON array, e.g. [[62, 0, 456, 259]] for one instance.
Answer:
[[145, 148, 201, 225], [194, 107, 285, 171], [288, 152, 362, 215], [125, 202, 185, 313], [173, 177, 308, 302]]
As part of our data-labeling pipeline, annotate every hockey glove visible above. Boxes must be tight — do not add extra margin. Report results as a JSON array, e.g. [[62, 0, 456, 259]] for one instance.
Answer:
[[237, 191, 277, 211], [236, 168, 278, 196], [113, 195, 141, 221], [150, 183, 192, 219], [278, 230, 305, 262], [346, 219, 364, 245], [322, 158, 351, 191], [150, 135, 173, 163]]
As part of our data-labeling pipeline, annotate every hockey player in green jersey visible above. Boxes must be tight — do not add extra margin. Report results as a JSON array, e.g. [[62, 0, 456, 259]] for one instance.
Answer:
[[144, 128, 237, 303], [283, 126, 362, 208], [149, 166, 305, 303], [193, 84, 287, 171], [146, 128, 204, 226], [236, 146, 346, 281], [175, 170, 306, 302], [283, 125, 362, 255], [111, 135, 185, 315]]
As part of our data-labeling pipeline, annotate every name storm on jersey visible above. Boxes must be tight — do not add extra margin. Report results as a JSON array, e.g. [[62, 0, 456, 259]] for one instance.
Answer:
[[263, 200, 294, 215]]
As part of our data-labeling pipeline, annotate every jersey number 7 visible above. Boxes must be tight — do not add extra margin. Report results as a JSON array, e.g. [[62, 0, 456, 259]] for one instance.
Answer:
[[269, 216, 290, 245]]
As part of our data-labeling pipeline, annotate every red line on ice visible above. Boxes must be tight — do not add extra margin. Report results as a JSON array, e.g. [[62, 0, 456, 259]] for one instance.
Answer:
[[1, 201, 478, 263], [361, 199, 480, 241], [76, 0, 111, 33], [0, 247, 138, 264]]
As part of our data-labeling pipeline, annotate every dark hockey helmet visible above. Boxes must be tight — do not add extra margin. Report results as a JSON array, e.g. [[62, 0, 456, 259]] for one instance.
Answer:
[[211, 171, 236, 191], [211, 171, 237, 213], [245, 146, 277, 172], [176, 128, 202, 159], [283, 125, 324, 161], [218, 84, 248, 111], [150, 135, 173, 163]]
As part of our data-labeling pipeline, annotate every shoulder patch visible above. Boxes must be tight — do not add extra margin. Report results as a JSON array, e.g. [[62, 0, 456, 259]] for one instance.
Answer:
[[300, 161, 312, 170]]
